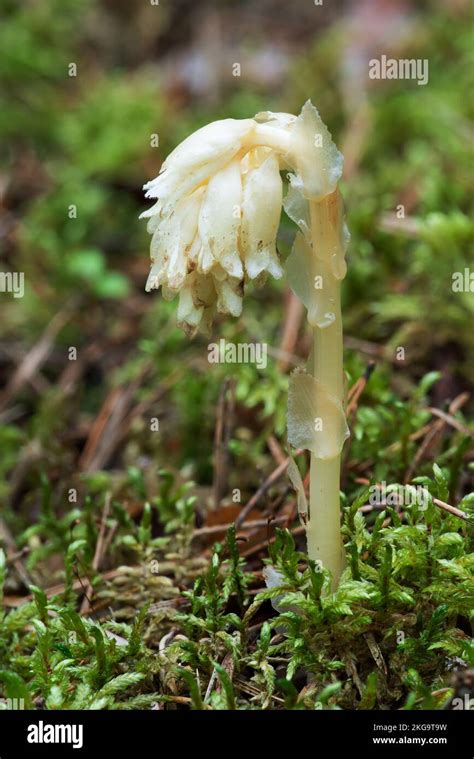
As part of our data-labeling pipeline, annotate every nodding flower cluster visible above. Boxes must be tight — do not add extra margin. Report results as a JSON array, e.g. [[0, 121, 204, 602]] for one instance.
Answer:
[[141, 101, 344, 335]]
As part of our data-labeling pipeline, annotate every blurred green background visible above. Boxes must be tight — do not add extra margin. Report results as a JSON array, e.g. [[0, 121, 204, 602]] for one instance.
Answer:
[[0, 0, 473, 522]]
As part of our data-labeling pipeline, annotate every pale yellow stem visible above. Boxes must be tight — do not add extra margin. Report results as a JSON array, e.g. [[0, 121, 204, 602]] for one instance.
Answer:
[[306, 193, 346, 589]]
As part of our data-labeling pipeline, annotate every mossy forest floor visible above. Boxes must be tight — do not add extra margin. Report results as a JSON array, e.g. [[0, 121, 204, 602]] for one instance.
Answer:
[[0, 0, 473, 710]]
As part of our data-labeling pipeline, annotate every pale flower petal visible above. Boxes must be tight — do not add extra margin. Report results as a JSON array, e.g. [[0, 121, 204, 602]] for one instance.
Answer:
[[162, 119, 255, 172], [142, 102, 345, 335], [145, 188, 203, 293], [254, 111, 297, 130], [241, 153, 283, 280], [177, 277, 203, 334], [214, 277, 243, 317], [142, 119, 255, 219], [143, 161, 222, 219], [197, 159, 243, 280], [197, 242, 216, 274]]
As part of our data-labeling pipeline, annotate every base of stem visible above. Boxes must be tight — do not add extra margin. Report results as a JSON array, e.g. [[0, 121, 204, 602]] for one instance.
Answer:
[[308, 455, 345, 589]]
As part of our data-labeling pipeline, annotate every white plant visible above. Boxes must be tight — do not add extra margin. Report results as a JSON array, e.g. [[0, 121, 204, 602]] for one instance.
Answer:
[[142, 101, 350, 587]]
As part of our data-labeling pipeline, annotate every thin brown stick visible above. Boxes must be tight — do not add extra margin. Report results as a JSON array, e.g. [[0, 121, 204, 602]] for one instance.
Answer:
[[0, 517, 32, 589], [344, 335, 391, 361], [403, 420, 445, 484], [79, 363, 152, 472], [240, 525, 305, 558], [0, 304, 74, 412], [427, 407, 473, 439], [432, 498, 471, 522], [193, 515, 288, 538], [347, 362, 376, 417], [235, 449, 302, 529], [266, 435, 286, 466], [404, 392, 470, 483], [353, 477, 471, 523]]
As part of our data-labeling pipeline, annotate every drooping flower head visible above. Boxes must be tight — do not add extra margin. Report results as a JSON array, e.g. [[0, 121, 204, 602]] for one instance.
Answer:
[[141, 101, 345, 335]]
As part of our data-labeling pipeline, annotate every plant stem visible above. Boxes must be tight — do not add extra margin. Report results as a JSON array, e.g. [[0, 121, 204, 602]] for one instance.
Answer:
[[306, 193, 346, 588]]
